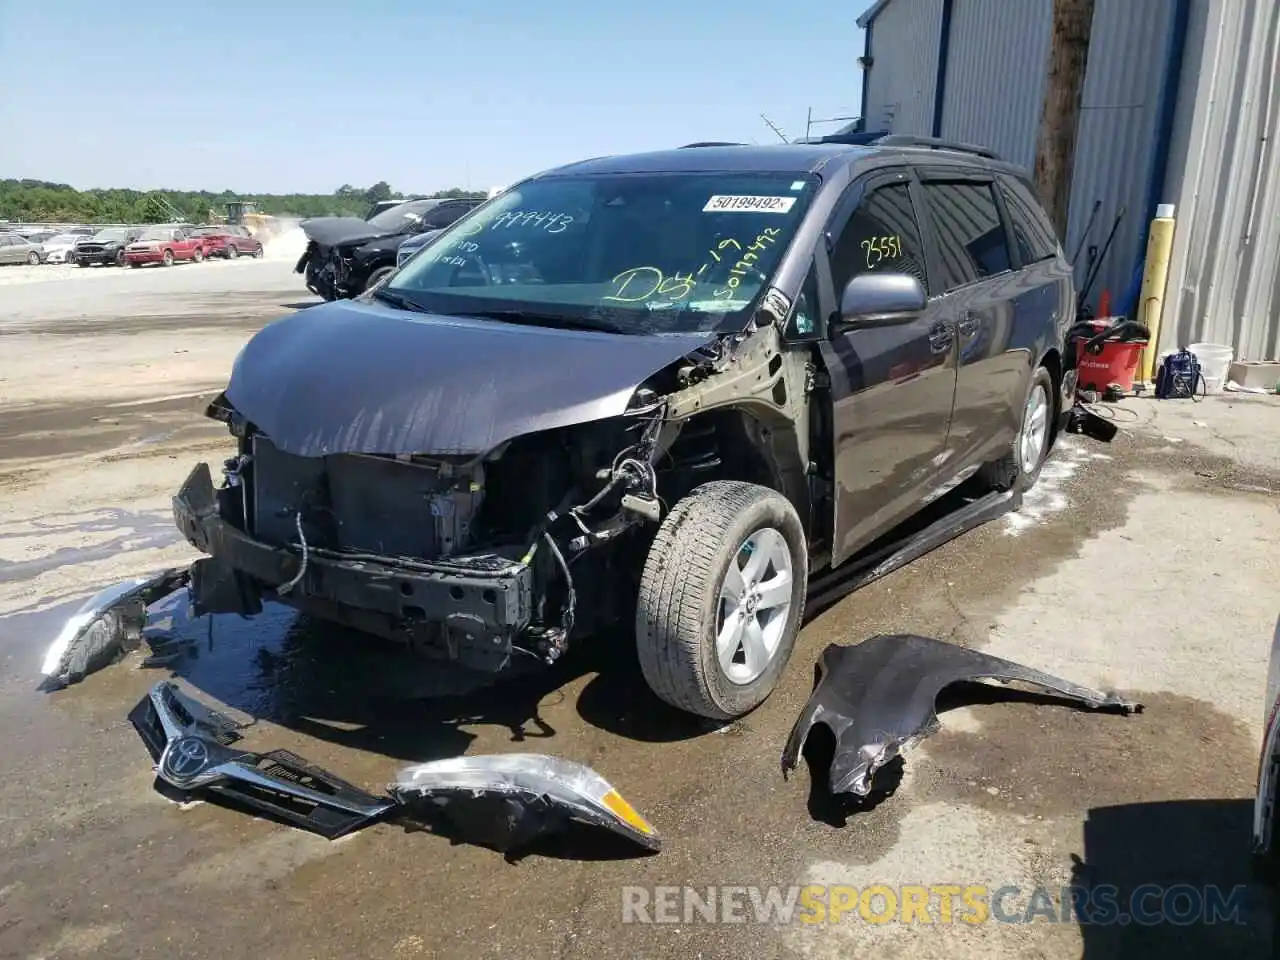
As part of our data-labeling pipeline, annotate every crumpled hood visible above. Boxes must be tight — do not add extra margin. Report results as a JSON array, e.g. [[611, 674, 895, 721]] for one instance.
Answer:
[[301, 216, 395, 247], [223, 299, 715, 456]]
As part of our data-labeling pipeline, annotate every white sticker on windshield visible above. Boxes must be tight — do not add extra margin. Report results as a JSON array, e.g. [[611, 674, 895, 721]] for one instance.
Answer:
[[702, 195, 797, 214]]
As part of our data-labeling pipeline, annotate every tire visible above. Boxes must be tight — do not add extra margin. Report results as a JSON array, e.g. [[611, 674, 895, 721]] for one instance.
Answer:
[[162, 249, 174, 267], [252, 245, 264, 258], [192, 247, 204, 263], [27, 252, 39, 265], [79, 259, 90, 268], [363, 266, 395, 293], [978, 364, 1055, 493], [114, 249, 126, 267], [130, 261, 142, 269], [636, 480, 808, 720], [227, 245, 239, 259]]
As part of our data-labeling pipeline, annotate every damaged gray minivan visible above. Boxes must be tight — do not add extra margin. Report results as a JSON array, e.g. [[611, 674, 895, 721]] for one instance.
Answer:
[[173, 138, 1076, 720]]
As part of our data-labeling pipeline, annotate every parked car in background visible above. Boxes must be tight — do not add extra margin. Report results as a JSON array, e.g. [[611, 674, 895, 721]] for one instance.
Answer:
[[186, 225, 264, 259], [297, 197, 485, 299], [365, 198, 428, 220], [20, 230, 57, 244], [73, 227, 142, 267], [0, 232, 45, 265], [40, 233, 86, 264], [124, 225, 205, 267], [177, 138, 1078, 720], [395, 228, 444, 268]]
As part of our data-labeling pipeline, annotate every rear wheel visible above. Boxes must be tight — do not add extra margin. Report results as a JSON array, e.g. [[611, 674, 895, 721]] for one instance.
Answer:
[[636, 480, 808, 720], [227, 245, 239, 259], [979, 364, 1055, 493]]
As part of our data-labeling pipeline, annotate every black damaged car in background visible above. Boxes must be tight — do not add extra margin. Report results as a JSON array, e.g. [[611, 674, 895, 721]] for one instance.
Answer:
[[295, 197, 485, 300], [176, 137, 1078, 720], [73, 227, 143, 267]]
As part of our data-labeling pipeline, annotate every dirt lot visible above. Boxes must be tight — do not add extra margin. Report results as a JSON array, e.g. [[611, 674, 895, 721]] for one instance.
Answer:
[[0, 255, 1277, 959]]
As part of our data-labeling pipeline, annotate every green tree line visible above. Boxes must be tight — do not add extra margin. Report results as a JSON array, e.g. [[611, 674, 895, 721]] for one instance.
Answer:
[[0, 179, 486, 224]]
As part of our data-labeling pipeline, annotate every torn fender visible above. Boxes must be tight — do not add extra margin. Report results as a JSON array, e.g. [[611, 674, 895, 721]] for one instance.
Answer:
[[781, 634, 1142, 797], [39, 567, 191, 691], [389, 754, 661, 853]]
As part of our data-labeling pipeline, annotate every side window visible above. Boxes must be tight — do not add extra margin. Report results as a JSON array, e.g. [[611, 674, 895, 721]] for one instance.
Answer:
[[1000, 178, 1058, 264], [829, 182, 929, 293], [919, 181, 1012, 290], [422, 204, 467, 229]]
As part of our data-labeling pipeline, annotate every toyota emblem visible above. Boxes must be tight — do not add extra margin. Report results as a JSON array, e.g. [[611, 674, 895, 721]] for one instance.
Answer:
[[161, 736, 210, 784]]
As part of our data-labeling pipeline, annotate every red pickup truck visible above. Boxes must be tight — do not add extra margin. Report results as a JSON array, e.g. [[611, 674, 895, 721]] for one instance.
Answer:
[[124, 226, 206, 267]]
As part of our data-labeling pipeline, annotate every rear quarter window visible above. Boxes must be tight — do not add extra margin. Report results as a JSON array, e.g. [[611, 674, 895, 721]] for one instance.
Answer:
[[999, 177, 1060, 264]]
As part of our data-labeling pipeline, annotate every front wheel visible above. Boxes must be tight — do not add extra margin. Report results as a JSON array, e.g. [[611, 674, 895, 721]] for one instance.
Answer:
[[363, 265, 395, 293], [636, 480, 808, 720], [26, 252, 39, 265], [162, 250, 174, 267], [227, 245, 239, 259], [192, 248, 204, 263], [114, 249, 126, 267]]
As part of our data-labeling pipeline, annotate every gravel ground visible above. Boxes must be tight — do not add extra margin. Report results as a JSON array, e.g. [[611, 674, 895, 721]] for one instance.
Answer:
[[0, 260, 1277, 959]]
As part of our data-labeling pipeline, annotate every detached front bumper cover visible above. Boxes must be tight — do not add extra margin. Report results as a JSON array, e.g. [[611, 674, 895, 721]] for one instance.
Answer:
[[782, 634, 1143, 798], [130, 680, 395, 839], [390, 754, 661, 854]]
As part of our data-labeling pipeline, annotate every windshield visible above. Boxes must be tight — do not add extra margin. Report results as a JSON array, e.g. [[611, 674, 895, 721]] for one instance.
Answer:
[[387, 172, 817, 334], [137, 227, 172, 241], [92, 229, 128, 242], [368, 199, 442, 231]]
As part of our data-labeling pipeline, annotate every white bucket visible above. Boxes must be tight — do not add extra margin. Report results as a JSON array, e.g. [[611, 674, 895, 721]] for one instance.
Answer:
[[1188, 342, 1233, 394]]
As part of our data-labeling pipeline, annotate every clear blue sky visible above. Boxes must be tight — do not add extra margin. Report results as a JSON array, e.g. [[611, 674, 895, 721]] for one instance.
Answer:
[[0, 1, 872, 194]]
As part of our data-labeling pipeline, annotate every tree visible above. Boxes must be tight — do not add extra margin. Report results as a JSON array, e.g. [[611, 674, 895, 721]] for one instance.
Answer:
[[364, 181, 393, 204]]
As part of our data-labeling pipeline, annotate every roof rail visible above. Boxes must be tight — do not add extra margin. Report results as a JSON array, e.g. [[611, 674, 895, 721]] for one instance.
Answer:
[[679, 141, 747, 148], [871, 134, 1001, 160]]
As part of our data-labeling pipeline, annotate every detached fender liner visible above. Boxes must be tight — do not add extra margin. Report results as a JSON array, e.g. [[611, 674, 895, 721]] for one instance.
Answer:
[[172, 462, 534, 669]]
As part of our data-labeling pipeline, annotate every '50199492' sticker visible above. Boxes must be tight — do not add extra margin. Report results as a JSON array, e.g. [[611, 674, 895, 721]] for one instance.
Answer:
[[702, 195, 797, 214]]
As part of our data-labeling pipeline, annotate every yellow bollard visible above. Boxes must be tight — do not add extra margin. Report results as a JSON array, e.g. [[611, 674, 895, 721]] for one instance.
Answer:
[[1137, 204, 1178, 383]]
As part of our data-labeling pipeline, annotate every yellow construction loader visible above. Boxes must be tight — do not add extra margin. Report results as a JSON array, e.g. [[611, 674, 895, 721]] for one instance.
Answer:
[[206, 200, 281, 241]]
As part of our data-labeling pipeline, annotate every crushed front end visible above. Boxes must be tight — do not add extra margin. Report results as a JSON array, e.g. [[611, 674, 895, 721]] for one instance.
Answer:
[[174, 391, 671, 673]]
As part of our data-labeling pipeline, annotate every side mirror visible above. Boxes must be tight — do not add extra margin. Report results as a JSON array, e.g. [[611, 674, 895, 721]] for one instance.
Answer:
[[837, 273, 927, 329]]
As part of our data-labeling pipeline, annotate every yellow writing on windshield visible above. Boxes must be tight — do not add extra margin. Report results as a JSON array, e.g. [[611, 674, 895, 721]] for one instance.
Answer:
[[604, 267, 696, 303]]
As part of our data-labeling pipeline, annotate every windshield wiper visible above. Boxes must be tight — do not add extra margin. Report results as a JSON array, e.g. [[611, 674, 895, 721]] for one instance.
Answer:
[[370, 288, 431, 313], [452, 309, 630, 335]]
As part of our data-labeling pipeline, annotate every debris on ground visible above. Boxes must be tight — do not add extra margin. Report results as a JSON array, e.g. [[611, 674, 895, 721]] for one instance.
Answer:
[[129, 680, 395, 839], [781, 634, 1142, 799], [390, 754, 661, 855]]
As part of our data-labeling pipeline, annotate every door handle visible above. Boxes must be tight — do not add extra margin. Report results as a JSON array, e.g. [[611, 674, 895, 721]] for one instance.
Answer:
[[928, 321, 953, 355]]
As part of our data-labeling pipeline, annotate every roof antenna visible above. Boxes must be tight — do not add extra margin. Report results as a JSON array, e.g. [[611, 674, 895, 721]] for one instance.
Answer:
[[759, 114, 790, 143]]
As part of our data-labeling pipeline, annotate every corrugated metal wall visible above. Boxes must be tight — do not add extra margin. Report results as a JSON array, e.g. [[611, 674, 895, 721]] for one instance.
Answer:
[[862, 0, 1279, 359], [862, 0, 943, 134], [1062, 0, 1175, 316], [1162, 0, 1280, 360], [939, 0, 1053, 169]]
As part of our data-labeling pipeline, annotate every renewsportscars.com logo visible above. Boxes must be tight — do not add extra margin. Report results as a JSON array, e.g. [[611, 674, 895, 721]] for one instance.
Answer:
[[621, 884, 1255, 927]]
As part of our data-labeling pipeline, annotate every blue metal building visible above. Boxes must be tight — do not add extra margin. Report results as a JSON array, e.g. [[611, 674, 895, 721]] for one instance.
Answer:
[[856, 0, 1280, 361]]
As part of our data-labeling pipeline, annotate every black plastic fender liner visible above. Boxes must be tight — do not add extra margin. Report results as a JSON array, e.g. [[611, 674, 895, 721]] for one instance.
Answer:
[[781, 634, 1143, 798]]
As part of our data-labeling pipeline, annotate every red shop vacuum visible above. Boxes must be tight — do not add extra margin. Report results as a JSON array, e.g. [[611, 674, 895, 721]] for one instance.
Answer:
[[1070, 317, 1151, 398]]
